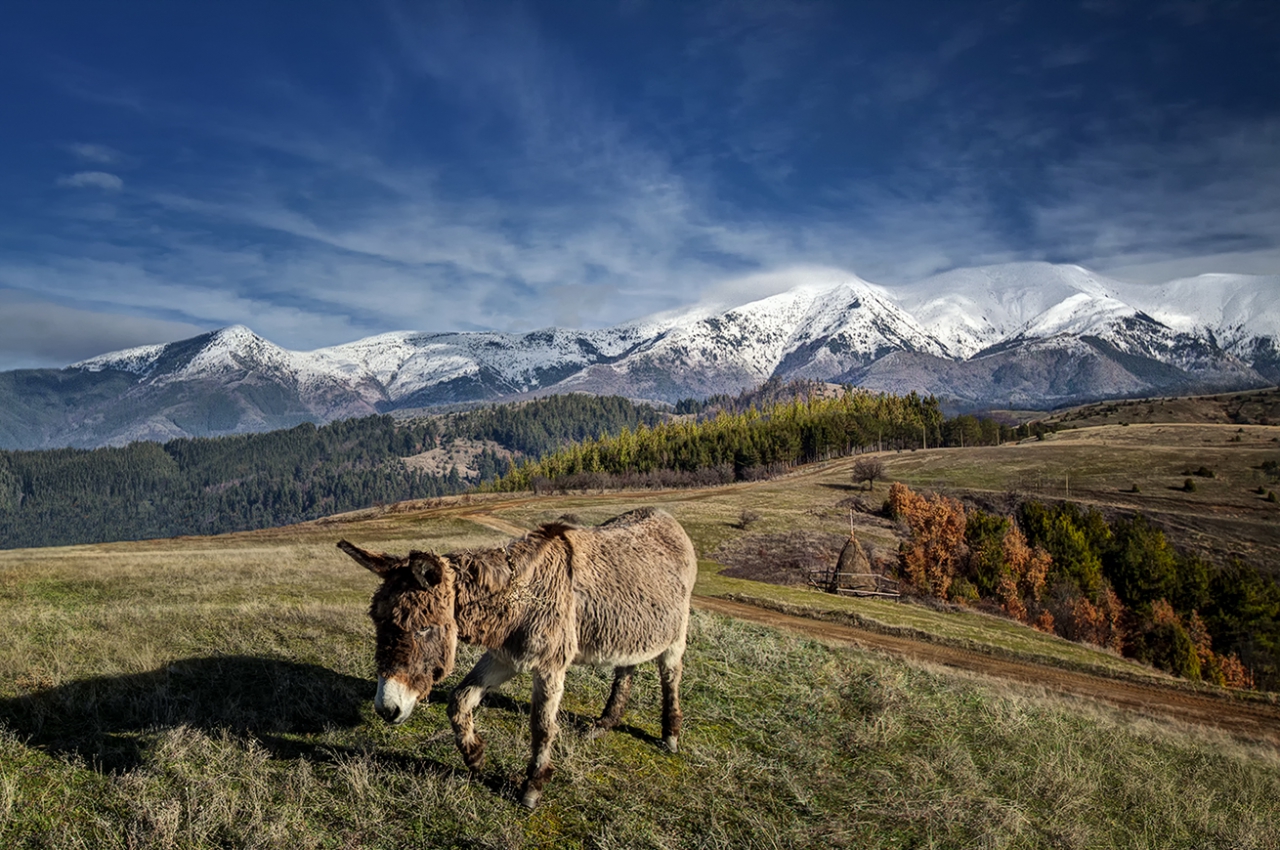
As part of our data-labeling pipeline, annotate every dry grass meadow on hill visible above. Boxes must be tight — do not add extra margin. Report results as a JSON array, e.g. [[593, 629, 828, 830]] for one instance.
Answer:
[[3, 419, 1280, 848]]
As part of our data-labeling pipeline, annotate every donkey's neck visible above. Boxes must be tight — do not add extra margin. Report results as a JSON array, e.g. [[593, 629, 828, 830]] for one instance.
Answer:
[[450, 543, 533, 650]]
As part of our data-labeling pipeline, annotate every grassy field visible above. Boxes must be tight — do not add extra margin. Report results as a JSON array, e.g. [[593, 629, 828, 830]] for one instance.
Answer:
[[887, 422, 1280, 569], [3, 421, 1280, 847]]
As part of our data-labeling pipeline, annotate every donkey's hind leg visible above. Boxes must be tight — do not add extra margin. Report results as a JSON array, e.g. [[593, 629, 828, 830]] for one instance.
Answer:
[[587, 665, 635, 739], [448, 651, 516, 771], [656, 642, 685, 754]]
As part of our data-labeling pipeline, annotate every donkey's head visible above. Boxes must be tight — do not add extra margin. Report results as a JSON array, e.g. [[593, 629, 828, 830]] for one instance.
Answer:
[[338, 541, 458, 725]]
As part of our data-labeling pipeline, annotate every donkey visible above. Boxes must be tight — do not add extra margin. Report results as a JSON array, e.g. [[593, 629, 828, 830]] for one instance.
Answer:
[[337, 507, 697, 809]]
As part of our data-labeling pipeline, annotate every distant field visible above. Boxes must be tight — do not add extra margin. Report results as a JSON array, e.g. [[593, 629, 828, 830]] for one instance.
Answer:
[[1041, 386, 1280, 429], [884, 422, 1280, 569], [3, 420, 1280, 847]]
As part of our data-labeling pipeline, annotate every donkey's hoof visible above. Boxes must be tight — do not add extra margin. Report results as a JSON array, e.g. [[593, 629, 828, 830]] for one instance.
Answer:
[[584, 724, 608, 741], [663, 735, 679, 754], [520, 787, 542, 810], [460, 738, 486, 771]]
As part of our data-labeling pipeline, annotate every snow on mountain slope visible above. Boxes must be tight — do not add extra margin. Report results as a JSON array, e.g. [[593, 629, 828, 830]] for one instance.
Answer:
[[75, 342, 168, 375], [48, 260, 1273, 449], [549, 273, 950, 399], [1120, 273, 1280, 350], [893, 262, 1130, 357]]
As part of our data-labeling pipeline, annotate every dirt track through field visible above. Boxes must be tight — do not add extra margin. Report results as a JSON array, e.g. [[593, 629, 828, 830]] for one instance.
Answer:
[[694, 595, 1280, 746]]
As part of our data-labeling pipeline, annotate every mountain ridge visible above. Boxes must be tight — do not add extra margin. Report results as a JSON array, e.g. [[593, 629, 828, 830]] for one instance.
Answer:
[[3, 262, 1275, 449]]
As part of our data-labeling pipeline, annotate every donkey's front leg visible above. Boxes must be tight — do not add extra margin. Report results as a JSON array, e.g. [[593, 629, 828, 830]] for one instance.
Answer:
[[448, 652, 515, 771], [521, 666, 567, 810]]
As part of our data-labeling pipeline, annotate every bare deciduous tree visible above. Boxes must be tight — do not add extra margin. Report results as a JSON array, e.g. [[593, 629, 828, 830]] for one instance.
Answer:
[[852, 456, 886, 491]]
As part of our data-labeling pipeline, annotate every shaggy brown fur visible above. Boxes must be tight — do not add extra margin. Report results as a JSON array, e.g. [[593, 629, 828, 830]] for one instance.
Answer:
[[338, 507, 697, 809]]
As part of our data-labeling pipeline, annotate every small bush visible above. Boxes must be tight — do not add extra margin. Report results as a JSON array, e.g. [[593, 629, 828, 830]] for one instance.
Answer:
[[950, 577, 980, 605], [1130, 483, 1141, 493], [1268, 491, 1278, 504], [735, 509, 762, 530], [1183, 478, 1197, 492]]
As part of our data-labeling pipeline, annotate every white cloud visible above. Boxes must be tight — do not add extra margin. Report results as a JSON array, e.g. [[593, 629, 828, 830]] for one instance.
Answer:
[[57, 171, 124, 190], [67, 143, 121, 164], [1033, 117, 1280, 282], [0, 289, 205, 371]]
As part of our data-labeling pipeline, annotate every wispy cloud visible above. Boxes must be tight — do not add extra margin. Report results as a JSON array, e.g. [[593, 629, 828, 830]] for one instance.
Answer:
[[0, 0, 1273, 372], [56, 171, 123, 190], [66, 143, 121, 164], [0, 288, 204, 370], [1034, 117, 1280, 280]]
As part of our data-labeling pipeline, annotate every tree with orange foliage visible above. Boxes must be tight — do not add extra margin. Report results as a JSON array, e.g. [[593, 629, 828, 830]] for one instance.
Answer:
[[1187, 610, 1256, 689], [1218, 653, 1255, 690], [1067, 586, 1126, 651], [1144, 599, 1201, 680], [889, 482, 967, 600], [997, 524, 1051, 623]]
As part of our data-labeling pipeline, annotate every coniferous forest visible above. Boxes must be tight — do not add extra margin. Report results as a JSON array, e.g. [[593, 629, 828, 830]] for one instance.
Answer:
[[0, 395, 664, 549], [489, 386, 1040, 492]]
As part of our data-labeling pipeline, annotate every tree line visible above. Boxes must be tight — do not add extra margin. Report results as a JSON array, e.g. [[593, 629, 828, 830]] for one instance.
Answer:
[[489, 385, 1051, 493], [0, 395, 664, 549], [888, 482, 1278, 690]]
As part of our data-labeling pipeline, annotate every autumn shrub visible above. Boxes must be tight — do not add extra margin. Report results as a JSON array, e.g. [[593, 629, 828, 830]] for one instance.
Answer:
[[998, 524, 1050, 623], [889, 482, 966, 600], [1133, 600, 1201, 680]]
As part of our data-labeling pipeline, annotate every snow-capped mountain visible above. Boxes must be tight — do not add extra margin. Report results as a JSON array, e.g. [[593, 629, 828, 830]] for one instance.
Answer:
[[1, 262, 1274, 449]]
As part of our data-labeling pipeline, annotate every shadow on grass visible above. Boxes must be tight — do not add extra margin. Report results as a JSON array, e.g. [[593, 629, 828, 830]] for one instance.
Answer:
[[0, 655, 663, 803], [0, 655, 372, 772]]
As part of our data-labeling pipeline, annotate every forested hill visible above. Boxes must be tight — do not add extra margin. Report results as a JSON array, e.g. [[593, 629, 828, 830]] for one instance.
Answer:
[[0, 395, 665, 549]]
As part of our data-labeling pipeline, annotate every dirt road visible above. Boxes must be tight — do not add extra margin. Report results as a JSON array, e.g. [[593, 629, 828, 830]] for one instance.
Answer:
[[695, 595, 1280, 745]]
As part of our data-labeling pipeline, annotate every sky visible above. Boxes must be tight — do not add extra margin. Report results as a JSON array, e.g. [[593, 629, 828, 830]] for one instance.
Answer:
[[1, 0, 1277, 370]]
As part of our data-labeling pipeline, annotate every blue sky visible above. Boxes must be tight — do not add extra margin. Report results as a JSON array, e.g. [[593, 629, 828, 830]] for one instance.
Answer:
[[1, 0, 1277, 370]]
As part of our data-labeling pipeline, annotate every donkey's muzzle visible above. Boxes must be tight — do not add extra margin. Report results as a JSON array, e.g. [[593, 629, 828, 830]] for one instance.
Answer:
[[374, 675, 421, 725], [376, 702, 407, 724]]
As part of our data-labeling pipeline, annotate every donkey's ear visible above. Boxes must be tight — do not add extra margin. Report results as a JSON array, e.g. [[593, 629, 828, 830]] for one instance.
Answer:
[[408, 551, 447, 588], [337, 540, 401, 577]]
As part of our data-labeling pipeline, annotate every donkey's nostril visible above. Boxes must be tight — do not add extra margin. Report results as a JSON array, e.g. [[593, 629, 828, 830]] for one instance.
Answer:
[[376, 703, 401, 724]]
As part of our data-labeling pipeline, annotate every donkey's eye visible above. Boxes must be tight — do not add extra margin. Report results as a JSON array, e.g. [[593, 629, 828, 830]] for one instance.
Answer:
[[415, 627, 434, 638]]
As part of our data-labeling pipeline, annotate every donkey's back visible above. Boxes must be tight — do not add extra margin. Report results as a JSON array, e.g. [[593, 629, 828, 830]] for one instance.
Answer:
[[561, 507, 697, 667]]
